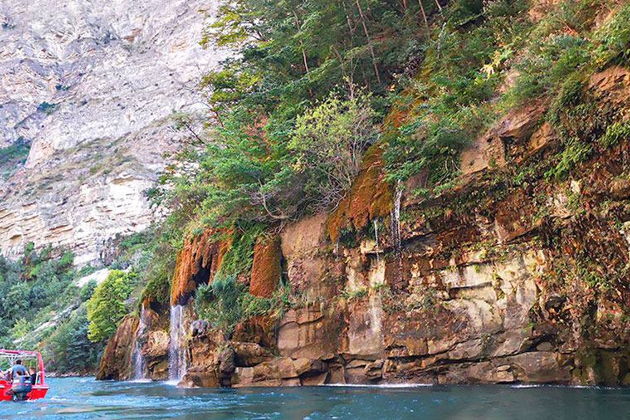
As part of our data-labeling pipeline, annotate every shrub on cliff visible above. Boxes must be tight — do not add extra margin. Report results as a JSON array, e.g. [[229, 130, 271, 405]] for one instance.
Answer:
[[195, 273, 287, 336], [289, 93, 379, 212], [86, 270, 137, 343]]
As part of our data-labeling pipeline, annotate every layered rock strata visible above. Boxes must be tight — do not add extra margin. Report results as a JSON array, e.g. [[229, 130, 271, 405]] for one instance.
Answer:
[[100, 67, 630, 386]]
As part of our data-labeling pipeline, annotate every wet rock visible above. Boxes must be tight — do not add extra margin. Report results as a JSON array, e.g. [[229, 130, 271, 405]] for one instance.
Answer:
[[278, 308, 338, 360], [143, 330, 169, 359], [191, 320, 210, 337], [218, 346, 236, 384], [346, 297, 384, 359], [181, 369, 221, 388], [439, 362, 515, 384], [232, 342, 274, 367], [508, 352, 571, 383], [301, 371, 329, 386]]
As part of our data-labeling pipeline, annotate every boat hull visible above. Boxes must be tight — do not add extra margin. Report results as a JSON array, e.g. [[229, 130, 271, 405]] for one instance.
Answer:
[[0, 380, 48, 401]]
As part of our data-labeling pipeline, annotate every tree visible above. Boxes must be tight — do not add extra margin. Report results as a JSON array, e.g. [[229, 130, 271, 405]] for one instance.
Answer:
[[43, 305, 102, 374], [86, 271, 136, 343], [289, 92, 379, 211]]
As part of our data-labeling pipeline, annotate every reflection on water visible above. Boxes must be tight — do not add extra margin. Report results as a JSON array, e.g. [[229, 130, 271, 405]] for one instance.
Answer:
[[1, 377, 628, 419]]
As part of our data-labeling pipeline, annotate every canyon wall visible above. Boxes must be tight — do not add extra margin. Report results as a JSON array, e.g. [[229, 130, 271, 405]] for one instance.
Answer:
[[100, 66, 629, 386], [0, 0, 225, 265]]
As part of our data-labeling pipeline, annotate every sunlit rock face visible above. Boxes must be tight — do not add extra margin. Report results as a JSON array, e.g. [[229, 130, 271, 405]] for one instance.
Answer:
[[0, 0, 226, 265]]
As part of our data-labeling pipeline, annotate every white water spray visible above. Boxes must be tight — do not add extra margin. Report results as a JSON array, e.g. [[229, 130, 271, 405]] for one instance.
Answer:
[[168, 305, 187, 381]]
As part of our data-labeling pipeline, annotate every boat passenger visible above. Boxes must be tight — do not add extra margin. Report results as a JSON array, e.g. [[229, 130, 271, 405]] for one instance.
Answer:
[[29, 367, 37, 385], [10, 359, 28, 380]]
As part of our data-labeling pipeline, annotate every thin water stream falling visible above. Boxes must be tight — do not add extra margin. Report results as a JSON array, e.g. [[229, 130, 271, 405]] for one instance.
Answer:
[[168, 305, 187, 381], [373, 219, 380, 263], [390, 180, 403, 282], [132, 308, 148, 380]]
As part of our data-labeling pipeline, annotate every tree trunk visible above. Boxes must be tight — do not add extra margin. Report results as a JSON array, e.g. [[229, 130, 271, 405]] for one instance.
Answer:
[[354, 0, 381, 85], [418, 0, 429, 31]]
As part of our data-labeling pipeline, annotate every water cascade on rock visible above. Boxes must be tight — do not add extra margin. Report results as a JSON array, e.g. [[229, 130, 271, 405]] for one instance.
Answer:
[[168, 305, 187, 381], [373, 219, 380, 263], [390, 180, 403, 282], [132, 308, 148, 380]]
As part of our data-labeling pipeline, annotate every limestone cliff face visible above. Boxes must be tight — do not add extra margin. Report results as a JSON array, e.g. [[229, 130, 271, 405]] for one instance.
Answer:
[[100, 66, 630, 387], [0, 0, 225, 265]]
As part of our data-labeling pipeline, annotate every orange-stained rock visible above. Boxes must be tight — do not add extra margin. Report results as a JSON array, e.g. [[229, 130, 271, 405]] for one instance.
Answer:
[[171, 229, 230, 306], [587, 65, 630, 111], [96, 315, 139, 380], [327, 144, 393, 242], [527, 122, 556, 156], [249, 235, 282, 298]]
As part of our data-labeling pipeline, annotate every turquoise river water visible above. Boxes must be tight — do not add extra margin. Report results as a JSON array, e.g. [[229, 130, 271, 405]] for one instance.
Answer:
[[0, 377, 628, 419]]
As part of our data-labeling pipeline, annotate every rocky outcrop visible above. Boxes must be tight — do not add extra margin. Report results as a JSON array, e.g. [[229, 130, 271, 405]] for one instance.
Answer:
[[96, 315, 139, 380], [0, 0, 226, 265], [171, 229, 229, 306], [99, 66, 630, 387]]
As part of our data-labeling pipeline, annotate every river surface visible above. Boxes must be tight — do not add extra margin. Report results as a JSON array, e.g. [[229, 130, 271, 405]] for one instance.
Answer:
[[1, 378, 628, 419]]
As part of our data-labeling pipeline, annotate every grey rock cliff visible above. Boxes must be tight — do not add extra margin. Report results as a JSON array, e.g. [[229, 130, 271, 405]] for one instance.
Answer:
[[0, 0, 225, 264]]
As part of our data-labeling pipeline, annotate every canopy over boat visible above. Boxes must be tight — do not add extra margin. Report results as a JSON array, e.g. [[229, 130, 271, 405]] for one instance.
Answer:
[[0, 349, 48, 401]]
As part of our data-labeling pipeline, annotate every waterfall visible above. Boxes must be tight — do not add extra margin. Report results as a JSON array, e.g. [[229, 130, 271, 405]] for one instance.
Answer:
[[132, 308, 148, 380], [390, 180, 403, 282], [168, 305, 187, 381], [373, 219, 380, 263], [390, 180, 403, 253]]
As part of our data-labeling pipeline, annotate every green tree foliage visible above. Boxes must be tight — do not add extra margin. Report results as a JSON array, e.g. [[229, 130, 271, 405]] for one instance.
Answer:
[[86, 270, 137, 343], [157, 91, 381, 231], [43, 306, 102, 374], [143, 0, 630, 334], [201, 0, 435, 118], [195, 274, 288, 336], [0, 245, 77, 347], [0, 245, 103, 373], [385, 0, 530, 185], [289, 93, 379, 211]]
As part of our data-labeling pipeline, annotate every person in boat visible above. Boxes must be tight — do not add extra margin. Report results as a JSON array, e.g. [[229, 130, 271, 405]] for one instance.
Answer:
[[29, 367, 37, 385], [9, 359, 28, 381]]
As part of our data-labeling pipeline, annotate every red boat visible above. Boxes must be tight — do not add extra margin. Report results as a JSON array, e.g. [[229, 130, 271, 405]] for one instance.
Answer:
[[0, 349, 48, 401]]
